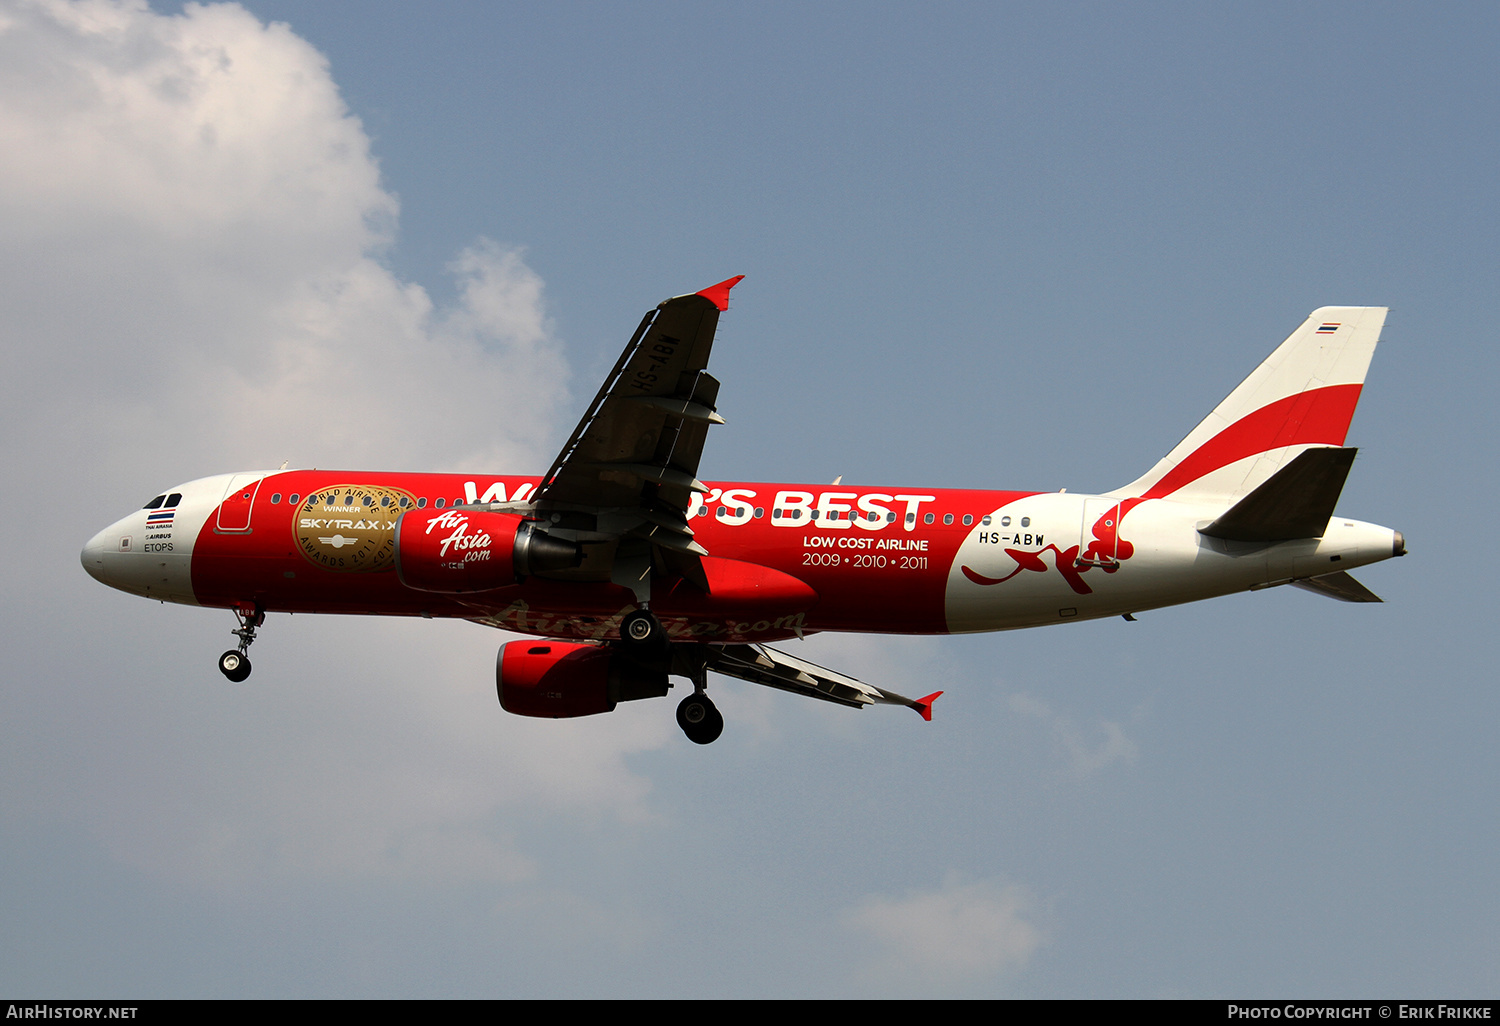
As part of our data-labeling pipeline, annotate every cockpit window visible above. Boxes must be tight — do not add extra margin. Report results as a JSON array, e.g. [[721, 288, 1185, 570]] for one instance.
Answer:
[[143, 495, 165, 510], [165, 493, 182, 508]]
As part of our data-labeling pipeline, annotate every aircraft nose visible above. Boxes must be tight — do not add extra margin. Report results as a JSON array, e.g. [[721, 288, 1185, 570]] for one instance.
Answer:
[[81, 525, 113, 583]]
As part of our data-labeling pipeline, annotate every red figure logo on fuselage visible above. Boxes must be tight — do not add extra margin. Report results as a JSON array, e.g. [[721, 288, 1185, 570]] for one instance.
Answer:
[[961, 498, 1145, 595]]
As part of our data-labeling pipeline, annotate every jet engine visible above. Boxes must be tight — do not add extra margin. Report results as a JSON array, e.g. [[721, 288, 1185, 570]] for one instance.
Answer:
[[497, 640, 670, 718], [395, 508, 581, 593]]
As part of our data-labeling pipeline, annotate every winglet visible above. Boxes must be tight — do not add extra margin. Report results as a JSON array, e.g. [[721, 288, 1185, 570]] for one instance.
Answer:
[[696, 275, 745, 312], [911, 691, 943, 722]]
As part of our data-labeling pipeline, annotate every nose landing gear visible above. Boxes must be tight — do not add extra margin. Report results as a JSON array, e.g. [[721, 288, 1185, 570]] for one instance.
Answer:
[[218, 649, 251, 682], [218, 602, 263, 682]]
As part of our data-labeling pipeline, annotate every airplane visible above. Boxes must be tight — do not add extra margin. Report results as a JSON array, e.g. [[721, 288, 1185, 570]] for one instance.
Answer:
[[81, 277, 1405, 744]]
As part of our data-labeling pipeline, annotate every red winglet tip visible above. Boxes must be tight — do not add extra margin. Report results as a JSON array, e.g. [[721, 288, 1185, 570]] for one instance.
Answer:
[[913, 691, 943, 722], [696, 275, 745, 311]]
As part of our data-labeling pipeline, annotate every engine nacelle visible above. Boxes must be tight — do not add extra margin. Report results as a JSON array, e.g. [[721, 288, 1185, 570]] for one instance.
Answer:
[[497, 640, 670, 718], [395, 508, 580, 593]]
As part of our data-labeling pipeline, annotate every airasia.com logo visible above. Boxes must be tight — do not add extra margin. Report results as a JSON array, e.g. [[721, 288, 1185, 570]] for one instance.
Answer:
[[424, 510, 493, 559]]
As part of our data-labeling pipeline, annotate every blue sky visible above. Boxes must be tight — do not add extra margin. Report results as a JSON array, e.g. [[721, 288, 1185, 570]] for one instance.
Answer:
[[1, 0, 1495, 997]]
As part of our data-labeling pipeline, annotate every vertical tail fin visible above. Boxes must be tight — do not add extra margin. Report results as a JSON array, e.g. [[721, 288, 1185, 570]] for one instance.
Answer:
[[1112, 306, 1386, 506]]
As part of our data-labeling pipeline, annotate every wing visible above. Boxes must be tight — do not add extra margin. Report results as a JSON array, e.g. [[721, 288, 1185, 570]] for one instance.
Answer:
[[528, 276, 744, 594], [704, 644, 943, 720]]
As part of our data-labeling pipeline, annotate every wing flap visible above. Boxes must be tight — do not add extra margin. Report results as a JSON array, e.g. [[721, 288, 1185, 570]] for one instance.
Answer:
[[705, 644, 941, 719], [581, 462, 709, 494]]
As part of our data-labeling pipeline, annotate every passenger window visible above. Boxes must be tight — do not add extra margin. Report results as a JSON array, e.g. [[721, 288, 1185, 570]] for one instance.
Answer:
[[1021, 517, 1030, 527], [963, 514, 974, 526], [436, 498, 446, 508], [887, 512, 897, 522], [982, 515, 992, 526], [417, 497, 427, 508], [943, 513, 954, 525], [754, 507, 764, 518], [1001, 516, 1011, 527], [289, 493, 300, 504], [271, 493, 282, 504], [924, 513, 935, 525]]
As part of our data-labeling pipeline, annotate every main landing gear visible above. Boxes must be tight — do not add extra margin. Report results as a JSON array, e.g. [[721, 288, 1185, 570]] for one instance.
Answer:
[[620, 608, 666, 650], [620, 611, 722, 744], [676, 691, 723, 745], [218, 602, 263, 683], [673, 652, 723, 745]]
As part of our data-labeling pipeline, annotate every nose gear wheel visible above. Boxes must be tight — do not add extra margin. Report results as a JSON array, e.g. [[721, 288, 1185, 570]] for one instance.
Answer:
[[218, 602, 264, 682], [218, 649, 251, 683]]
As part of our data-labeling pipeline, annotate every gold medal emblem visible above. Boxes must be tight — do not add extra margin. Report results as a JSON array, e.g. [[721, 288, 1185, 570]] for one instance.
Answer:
[[295, 484, 417, 572]]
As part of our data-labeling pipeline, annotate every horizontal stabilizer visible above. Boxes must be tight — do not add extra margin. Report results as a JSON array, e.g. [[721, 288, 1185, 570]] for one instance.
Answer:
[[1200, 447, 1356, 543], [1290, 571, 1383, 603]]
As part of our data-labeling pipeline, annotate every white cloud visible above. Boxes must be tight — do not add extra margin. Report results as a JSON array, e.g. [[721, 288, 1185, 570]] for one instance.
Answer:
[[845, 874, 1044, 988], [0, 0, 567, 479], [0, 0, 661, 895], [1009, 691, 1139, 779]]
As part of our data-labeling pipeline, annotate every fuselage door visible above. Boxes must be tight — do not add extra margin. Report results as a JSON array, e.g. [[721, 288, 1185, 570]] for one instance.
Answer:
[[216, 474, 263, 533]]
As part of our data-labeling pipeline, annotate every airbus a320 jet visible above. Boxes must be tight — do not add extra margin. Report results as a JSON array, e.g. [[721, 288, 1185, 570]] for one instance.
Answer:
[[82, 277, 1404, 743]]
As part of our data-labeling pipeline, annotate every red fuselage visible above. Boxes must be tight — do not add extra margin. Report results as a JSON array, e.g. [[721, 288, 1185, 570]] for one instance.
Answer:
[[199, 471, 1038, 642]]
